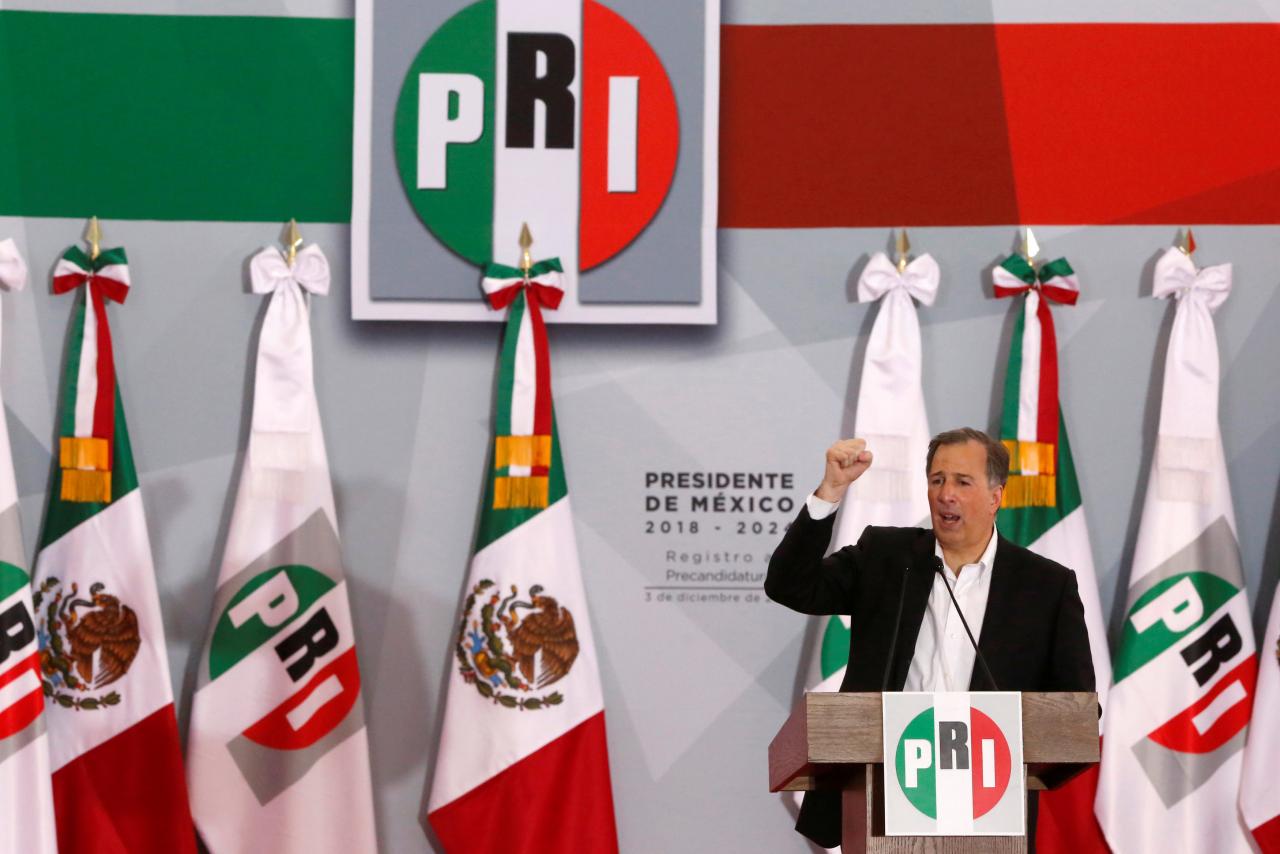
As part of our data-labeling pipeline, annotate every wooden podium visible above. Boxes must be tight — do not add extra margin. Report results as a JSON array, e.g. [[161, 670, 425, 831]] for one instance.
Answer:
[[768, 692, 1099, 853]]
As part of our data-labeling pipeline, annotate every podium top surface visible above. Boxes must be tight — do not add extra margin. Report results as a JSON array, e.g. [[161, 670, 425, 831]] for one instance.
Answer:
[[768, 691, 1098, 794]]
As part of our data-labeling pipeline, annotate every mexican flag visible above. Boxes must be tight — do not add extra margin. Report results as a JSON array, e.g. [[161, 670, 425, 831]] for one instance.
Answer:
[[992, 250, 1111, 853], [0, 238, 57, 854], [33, 244, 196, 851], [805, 250, 937, 699], [1096, 246, 1256, 852], [186, 243, 378, 853], [427, 260, 618, 852], [1241, 588, 1280, 852]]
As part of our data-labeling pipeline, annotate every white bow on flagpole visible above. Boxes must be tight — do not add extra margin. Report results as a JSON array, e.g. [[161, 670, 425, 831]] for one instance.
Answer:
[[247, 243, 330, 476]]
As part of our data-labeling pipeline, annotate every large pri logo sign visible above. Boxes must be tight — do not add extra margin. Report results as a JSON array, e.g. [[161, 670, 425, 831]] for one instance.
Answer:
[[394, 0, 677, 282], [0, 563, 45, 763], [1112, 518, 1257, 807], [883, 693, 1025, 836], [209, 563, 365, 805], [353, 0, 718, 323]]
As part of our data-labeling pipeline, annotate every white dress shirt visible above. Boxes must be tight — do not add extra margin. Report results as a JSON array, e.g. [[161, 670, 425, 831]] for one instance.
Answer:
[[806, 492, 998, 691]]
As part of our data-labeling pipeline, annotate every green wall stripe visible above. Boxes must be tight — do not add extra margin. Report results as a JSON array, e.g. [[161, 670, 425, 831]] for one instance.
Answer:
[[0, 11, 353, 223]]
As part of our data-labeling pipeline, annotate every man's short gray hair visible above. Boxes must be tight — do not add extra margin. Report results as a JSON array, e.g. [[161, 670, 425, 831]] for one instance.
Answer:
[[925, 428, 1009, 488]]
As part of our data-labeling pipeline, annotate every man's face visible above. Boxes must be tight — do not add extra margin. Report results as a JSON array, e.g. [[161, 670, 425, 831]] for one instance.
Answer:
[[928, 440, 1002, 550]]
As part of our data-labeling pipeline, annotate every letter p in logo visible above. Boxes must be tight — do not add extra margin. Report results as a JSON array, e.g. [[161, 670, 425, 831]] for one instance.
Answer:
[[904, 739, 932, 789]]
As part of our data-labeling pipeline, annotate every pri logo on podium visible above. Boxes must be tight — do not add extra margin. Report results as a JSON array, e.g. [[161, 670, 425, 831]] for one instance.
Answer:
[[883, 693, 1025, 836]]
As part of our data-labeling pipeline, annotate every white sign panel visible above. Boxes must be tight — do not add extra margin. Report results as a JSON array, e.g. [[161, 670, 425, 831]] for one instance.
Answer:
[[882, 692, 1025, 837]]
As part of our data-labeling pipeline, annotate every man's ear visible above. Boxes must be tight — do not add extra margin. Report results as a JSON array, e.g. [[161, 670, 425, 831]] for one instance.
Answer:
[[990, 484, 1003, 512]]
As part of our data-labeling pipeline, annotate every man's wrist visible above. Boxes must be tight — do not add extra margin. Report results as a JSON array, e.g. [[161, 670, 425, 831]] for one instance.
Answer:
[[806, 492, 839, 520], [814, 481, 846, 503]]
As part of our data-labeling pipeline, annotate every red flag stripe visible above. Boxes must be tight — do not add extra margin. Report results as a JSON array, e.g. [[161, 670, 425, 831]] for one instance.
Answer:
[[526, 295, 554, 438], [428, 712, 618, 853], [720, 24, 1280, 227], [1035, 295, 1059, 447], [51, 705, 196, 854]]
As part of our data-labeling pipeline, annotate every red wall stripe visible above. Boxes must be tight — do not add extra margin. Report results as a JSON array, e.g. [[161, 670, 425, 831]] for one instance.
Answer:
[[720, 23, 1280, 227]]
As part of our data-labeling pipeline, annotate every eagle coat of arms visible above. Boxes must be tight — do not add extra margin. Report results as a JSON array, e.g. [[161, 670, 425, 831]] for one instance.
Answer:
[[455, 580, 579, 711], [35, 578, 140, 711]]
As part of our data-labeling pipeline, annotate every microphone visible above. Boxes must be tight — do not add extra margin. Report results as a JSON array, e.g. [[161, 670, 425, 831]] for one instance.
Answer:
[[880, 566, 909, 692], [933, 556, 999, 691]]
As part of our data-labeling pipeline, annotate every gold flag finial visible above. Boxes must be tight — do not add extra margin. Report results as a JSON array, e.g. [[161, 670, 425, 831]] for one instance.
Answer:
[[1179, 227, 1197, 257], [519, 222, 533, 278], [86, 217, 102, 261], [286, 218, 303, 266], [1021, 227, 1040, 264], [895, 228, 911, 273]]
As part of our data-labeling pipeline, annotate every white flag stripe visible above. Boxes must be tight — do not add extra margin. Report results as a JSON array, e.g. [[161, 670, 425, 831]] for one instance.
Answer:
[[1016, 290, 1041, 445], [428, 497, 604, 811], [73, 290, 98, 437], [1026, 506, 1111, 711], [0, 670, 41, 710], [37, 490, 175, 772], [510, 303, 536, 436]]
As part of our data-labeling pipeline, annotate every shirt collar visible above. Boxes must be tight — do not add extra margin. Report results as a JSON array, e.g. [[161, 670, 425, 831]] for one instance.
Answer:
[[934, 525, 999, 576]]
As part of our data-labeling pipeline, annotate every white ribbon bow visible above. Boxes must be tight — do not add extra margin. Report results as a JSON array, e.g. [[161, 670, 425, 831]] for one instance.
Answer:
[[247, 244, 330, 475], [1153, 247, 1231, 314], [0, 238, 28, 292], [857, 252, 940, 306]]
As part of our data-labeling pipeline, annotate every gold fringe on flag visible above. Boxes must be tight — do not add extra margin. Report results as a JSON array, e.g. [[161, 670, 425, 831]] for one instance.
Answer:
[[1002, 439, 1056, 475], [493, 476, 550, 509], [60, 437, 109, 470], [494, 435, 552, 469], [61, 469, 111, 503], [1001, 474, 1056, 508]]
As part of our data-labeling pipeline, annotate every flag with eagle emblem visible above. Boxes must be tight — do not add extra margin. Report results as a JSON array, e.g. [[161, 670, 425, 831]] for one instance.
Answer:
[[991, 240, 1111, 854], [186, 240, 378, 853], [426, 256, 619, 852], [32, 242, 196, 851], [0, 238, 57, 854]]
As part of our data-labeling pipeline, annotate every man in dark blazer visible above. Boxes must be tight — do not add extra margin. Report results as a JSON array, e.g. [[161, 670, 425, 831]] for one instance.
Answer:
[[765, 428, 1095, 849]]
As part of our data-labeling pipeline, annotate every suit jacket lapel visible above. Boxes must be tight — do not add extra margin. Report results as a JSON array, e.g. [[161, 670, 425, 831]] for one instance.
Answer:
[[970, 533, 1016, 691], [889, 530, 937, 690]]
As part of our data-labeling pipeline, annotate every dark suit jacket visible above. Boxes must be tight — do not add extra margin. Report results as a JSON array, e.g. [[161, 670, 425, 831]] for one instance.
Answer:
[[764, 507, 1096, 848]]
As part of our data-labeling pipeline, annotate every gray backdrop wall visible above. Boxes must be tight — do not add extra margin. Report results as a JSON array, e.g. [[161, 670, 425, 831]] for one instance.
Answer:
[[2, 1, 1280, 853]]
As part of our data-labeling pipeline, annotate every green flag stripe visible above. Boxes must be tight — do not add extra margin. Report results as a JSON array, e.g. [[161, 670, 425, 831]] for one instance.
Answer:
[[0, 11, 352, 222], [474, 290, 568, 551], [493, 292, 526, 439], [999, 299, 1025, 440], [996, 413, 1083, 547], [474, 418, 569, 553], [39, 387, 140, 549], [484, 258, 565, 280]]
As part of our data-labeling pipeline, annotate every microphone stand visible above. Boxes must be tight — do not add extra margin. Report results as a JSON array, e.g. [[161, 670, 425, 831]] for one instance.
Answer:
[[880, 566, 909, 692]]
